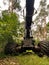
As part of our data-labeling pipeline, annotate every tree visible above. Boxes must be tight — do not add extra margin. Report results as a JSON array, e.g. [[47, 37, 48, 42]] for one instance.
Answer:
[[47, 4, 49, 21], [3, 0, 21, 12], [0, 11, 20, 43], [34, 0, 48, 40]]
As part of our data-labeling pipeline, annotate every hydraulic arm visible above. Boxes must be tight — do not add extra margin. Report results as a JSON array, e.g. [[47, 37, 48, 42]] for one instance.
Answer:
[[25, 0, 34, 38]]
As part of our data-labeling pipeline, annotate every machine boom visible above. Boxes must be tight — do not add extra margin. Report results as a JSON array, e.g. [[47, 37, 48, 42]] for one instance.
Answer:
[[25, 0, 34, 38]]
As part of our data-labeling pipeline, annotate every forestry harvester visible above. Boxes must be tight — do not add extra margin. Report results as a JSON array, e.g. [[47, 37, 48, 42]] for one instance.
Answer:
[[5, 0, 49, 57]]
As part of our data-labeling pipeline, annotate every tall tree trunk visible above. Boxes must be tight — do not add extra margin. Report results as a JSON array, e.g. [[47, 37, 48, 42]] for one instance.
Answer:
[[8, 0, 13, 12], [43, 16, 47, 40]]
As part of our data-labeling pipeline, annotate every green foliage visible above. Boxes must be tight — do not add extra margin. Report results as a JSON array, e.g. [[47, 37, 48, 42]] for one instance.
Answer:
[[46, 22, 49, 32], [13, 2, 21, 10], [35, 39, 40, 45], [0, 11, 20, 43], [10, 0, 21, 11]]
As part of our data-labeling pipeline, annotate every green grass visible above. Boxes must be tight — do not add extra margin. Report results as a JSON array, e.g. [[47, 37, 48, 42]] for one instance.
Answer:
[[17, 54, 49, 65], [0, 41, 49, 65], [0, 53, 49, 65]]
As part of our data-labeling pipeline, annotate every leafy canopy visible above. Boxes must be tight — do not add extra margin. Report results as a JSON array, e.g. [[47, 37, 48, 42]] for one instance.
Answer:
[[0, 11, 20, 42]]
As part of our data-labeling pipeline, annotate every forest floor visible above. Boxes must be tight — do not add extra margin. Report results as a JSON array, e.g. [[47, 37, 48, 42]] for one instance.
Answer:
[[0, 52, 49, 65]]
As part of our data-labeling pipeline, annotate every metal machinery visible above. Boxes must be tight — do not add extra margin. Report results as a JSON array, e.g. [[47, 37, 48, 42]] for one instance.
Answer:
[[18, 0, 49, 56], [21, 0, 43, 56], [22, 0, 34, 50], [5, 0, 49, 57]]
